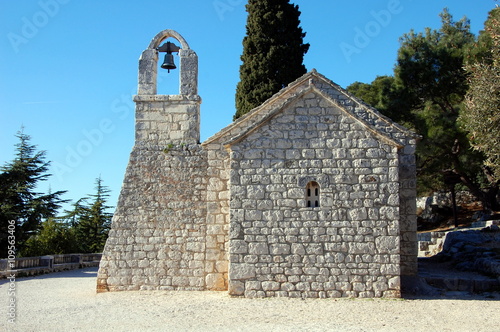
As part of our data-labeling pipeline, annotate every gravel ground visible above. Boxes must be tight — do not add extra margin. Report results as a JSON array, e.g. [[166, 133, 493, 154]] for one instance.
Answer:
[[1, 267, 499, 332]]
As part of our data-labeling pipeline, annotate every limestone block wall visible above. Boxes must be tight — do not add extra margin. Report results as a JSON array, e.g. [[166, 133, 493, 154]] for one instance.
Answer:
[[134, 96, 201, 145], [226, 91, 402, 298], [203, 143, 231, 290], [97, 29, 214, 293], [397, 142, 418, 276], [310, 74, 418, 276], [97, 143, 208, 291], [97, 66, 418, 297]]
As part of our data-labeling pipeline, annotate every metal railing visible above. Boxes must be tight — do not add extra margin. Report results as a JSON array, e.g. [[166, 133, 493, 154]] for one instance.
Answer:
[[0, 253, 102, 278]]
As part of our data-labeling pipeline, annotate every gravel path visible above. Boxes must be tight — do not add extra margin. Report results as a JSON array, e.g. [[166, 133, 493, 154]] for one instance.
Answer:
[[1, 267, 499, 332]]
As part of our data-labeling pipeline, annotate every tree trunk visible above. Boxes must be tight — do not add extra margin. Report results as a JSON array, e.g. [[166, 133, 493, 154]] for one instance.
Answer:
[[448, 141, 500, 212]]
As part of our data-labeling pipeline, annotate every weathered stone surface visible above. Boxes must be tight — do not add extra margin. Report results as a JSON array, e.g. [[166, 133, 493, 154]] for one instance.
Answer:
[[262, 281, 280, 291], [228, 280, 245, 296], [249, 243, 269, 255], [376, 236, 400, 254], [230, 240, 248, 254], [205, 273, 225, 290], [229, 263, 256, 280]]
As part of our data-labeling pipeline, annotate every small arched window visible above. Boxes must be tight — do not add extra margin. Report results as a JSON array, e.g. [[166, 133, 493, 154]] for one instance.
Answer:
[[305, 181, 320, 208]]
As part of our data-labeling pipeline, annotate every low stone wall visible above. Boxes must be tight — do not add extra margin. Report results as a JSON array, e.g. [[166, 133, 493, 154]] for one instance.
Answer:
[[418, 219, 500, 258], [418, 232, 447, 257], [0, 253, 102, 278], [416, 191, 479, 212]]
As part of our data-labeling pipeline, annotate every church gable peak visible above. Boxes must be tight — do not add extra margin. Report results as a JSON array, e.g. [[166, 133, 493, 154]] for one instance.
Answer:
[[204, 70, 417, 147]]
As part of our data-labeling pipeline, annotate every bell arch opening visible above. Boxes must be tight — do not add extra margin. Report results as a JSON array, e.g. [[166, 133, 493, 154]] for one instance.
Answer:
[[156, 38, 181, 95], [137, 29, 197, 96]]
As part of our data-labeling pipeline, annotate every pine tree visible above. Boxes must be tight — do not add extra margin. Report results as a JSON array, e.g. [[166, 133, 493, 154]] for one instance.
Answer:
[[234, 0, 309, 119], [0, 129, 66, 257], [74, 177, 113, 253]]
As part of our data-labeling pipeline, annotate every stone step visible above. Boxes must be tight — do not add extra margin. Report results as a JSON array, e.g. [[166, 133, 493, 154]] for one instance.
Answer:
[[422, 276, 500, 293], [418, 257, 500, 293]]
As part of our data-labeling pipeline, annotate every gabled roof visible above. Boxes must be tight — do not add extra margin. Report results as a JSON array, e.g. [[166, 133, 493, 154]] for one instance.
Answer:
[[202, 70, 419, 148]]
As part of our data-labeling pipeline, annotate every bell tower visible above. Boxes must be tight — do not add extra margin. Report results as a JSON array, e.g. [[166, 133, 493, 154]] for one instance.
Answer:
[[134, 29, 201, 145], [97, 30, 209, 293]]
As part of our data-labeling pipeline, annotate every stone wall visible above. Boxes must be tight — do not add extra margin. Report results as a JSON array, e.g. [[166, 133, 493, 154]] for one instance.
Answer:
[[309, 74, 418, 277], [96, 143, 208, 291], [97, 30, 210, 292], [133, 95, 201, 145], [225, 90, 402, 298], [203, 143, 230, 290]]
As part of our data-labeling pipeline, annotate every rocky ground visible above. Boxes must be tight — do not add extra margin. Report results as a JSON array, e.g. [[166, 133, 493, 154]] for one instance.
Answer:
[[436, 227, 500, 273], [416, 192, 500, 293]]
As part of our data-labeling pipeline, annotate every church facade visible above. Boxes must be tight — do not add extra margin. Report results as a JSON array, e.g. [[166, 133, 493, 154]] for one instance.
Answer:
[[97, 30, 419, 298]]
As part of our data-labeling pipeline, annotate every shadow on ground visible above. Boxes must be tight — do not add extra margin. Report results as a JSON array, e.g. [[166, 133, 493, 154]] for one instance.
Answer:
[[403, 257, 500, 300], [0, 267, 98, 286]]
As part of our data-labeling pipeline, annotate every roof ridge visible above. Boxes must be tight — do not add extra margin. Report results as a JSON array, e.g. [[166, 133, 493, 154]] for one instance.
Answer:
[[202, 70, 419, 146], [310, 71, 419, 139]]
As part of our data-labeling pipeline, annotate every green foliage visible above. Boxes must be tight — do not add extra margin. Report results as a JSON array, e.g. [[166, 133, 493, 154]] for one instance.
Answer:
[[235, 0, 309, 119], [395, 9, 474, 113], [462, 7, 500, 183], [20, 178, 113, 256], [347, 76, 414, 126], [163, 143, 175, 154], [0, 129, 67, 257], [394, 9, 490, 200], [347, 78, 387, 109], [347, 8, 498, 209], [72, 177, 113, 253], [0, 131, 114, 257], [21, 218, 79, 257], [466, 7, 500, 65]]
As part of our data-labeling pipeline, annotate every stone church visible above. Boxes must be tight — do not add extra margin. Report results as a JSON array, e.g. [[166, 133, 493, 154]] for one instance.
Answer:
[[97, 30, 419, 298]]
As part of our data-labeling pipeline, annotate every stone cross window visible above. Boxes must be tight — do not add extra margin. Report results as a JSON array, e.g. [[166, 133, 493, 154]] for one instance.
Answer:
[[306, 181, 320, 207]]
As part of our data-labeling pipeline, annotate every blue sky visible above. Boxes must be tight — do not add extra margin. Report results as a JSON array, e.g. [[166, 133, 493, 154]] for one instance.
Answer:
[[0, 0, 496, 212]]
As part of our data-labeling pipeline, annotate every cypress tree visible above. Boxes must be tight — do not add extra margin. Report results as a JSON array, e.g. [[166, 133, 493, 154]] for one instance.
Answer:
[[234, 0, 309, 119]]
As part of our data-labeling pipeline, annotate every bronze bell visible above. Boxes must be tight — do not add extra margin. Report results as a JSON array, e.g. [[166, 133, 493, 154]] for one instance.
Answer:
[[161, 53, 176, 72]]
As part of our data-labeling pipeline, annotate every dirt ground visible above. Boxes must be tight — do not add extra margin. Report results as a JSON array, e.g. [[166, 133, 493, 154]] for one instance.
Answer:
[[1, 267, 499, 332]]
